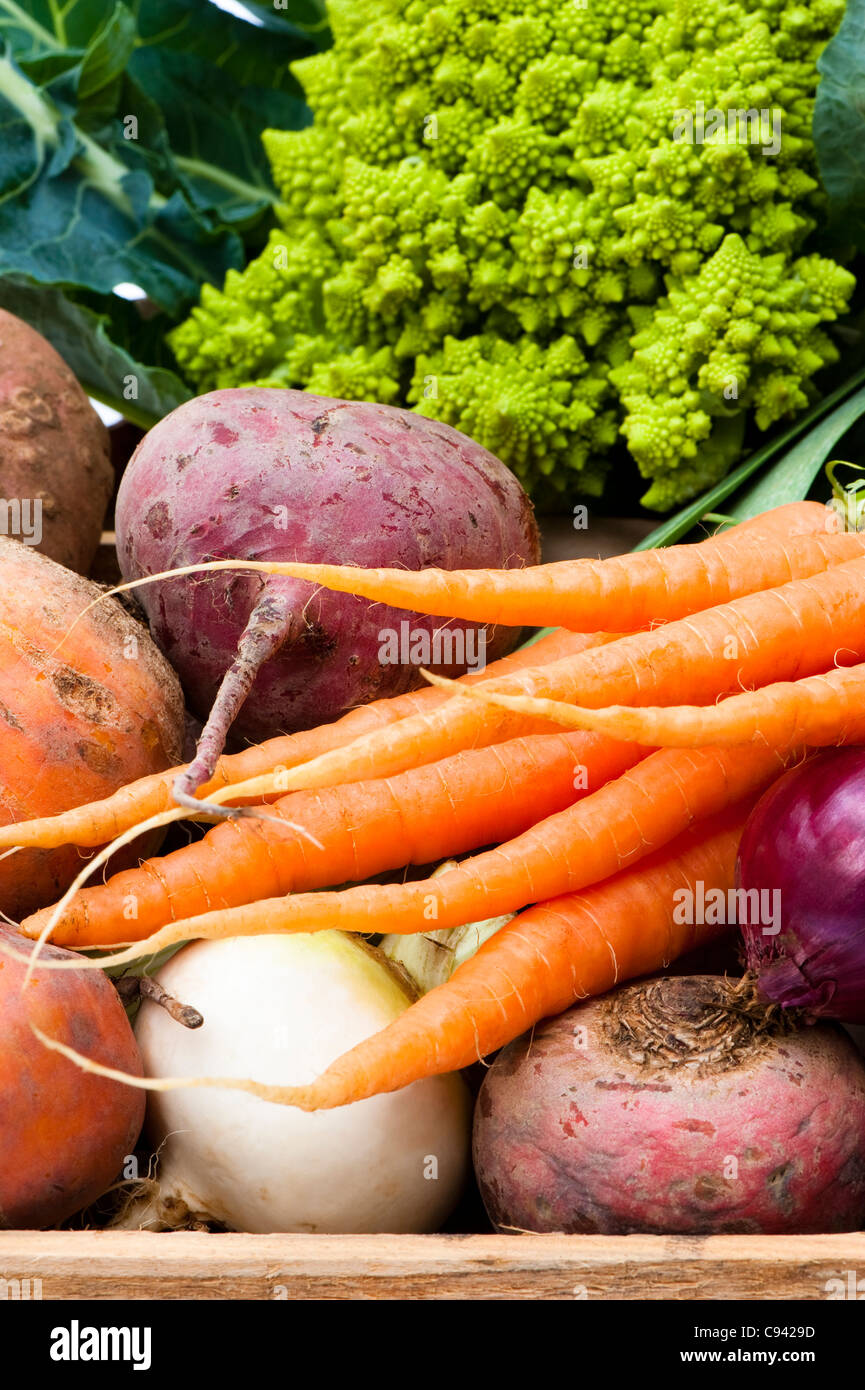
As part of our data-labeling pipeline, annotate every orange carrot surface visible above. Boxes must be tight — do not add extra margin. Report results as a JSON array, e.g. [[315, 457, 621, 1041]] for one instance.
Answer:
[[0, 626, 599, 852], [224, 552, 865, 806], [24, 730, 647, 947], [264, 806, 749, 1108], [157, 502, 855, 628], [32, 807, 750, 1110], [3, 505, 842, 858], [463, 663, 865, 751], [65, 742, 787, 969]]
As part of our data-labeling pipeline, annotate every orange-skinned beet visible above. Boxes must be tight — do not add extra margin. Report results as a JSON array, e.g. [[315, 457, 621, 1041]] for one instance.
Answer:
[[0, 309, 113, 575], [0, 537, 185, 920], [0, 926, 145, 1228]]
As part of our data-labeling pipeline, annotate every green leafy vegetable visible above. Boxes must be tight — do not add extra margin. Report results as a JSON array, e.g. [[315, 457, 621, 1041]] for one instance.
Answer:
[[728, 384, 865, 520], [0, 275, 191, 428], [237, 0, 329, 44], [130, 0, 311, 229], [0, 0, 329, 412], [814, 0, 865, 248]]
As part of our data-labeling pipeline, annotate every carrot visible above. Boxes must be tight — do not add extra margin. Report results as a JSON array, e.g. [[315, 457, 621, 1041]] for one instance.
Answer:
[[259, 805, 751, 1109], [253, 514, 865, 627], [13, 628, 621, 959], [0, 625, 597, 853], [459, 662, 865, 751], [52, 742, 787, 971], [222, 551, 865, 807], [31, 806, 750, 1110], [22, 729, 648, 947], [2, 504, 838, 856], [101, 502, 858, 629]]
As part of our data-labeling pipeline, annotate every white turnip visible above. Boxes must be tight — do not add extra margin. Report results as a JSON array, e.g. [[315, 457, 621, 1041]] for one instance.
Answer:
[[131, 932, 471, 1234]]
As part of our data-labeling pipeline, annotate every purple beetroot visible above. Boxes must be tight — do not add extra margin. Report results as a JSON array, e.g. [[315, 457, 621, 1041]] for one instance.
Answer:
[[115, 388, 540, 806], [473, 975, 865, 1235]]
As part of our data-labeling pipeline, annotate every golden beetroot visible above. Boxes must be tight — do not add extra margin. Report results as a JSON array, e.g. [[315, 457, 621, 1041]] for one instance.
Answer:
[[0, 538, 184, 920], [0, 310, 113, 574], [0, 926, 144, 1228]]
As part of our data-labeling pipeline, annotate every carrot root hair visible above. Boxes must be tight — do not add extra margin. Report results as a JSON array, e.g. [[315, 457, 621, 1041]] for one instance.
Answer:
[[31, 1025, 310, 1107]]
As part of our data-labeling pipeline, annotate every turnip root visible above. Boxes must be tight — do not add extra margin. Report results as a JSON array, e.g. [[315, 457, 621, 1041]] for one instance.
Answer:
[[0, 539, 185, 919], [0, 310, 113, 574], [131, 932, 471, 1233], [0, 925, 144, 1228], [114, 388, 539, 806], [473, 975, 865, 1235]]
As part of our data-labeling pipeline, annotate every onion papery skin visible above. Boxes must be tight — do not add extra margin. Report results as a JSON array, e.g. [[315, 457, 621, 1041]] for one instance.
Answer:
[[737, 747, 865, 1023]]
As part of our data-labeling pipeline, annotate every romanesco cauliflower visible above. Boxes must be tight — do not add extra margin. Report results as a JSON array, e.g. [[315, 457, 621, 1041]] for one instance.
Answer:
[[170, 0, 853, 509]]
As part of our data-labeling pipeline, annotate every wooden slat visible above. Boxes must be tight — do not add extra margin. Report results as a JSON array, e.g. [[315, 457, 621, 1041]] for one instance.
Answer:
[[0, 1231, 862, 1300]]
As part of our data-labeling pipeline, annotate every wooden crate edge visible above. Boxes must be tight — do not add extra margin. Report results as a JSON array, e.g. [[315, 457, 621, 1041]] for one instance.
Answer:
[[1, 1230, 863, 1301]]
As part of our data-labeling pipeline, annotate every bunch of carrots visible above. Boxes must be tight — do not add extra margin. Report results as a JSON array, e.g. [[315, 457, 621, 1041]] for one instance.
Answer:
[[6, 499, 865, 1111]]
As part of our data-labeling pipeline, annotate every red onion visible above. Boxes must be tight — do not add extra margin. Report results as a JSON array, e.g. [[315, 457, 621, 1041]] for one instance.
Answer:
[[737, 747, 865, 1022]]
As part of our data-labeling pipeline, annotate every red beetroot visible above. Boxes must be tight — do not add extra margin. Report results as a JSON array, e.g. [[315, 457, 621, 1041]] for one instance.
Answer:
[[473, 975, 865, 1235], [115, 388, 539, 806]]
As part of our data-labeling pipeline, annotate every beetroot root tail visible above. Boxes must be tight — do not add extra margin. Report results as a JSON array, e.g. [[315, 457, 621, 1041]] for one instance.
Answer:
[[173, 585, 293, 817]]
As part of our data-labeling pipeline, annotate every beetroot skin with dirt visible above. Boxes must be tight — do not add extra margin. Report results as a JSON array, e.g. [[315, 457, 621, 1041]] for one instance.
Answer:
[[115, 388, 540, 739], [473, 976, 865, 1235]]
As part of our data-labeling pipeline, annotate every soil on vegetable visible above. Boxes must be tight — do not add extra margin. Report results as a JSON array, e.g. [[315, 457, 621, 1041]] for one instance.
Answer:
[[603, 975, 803, 1079]]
